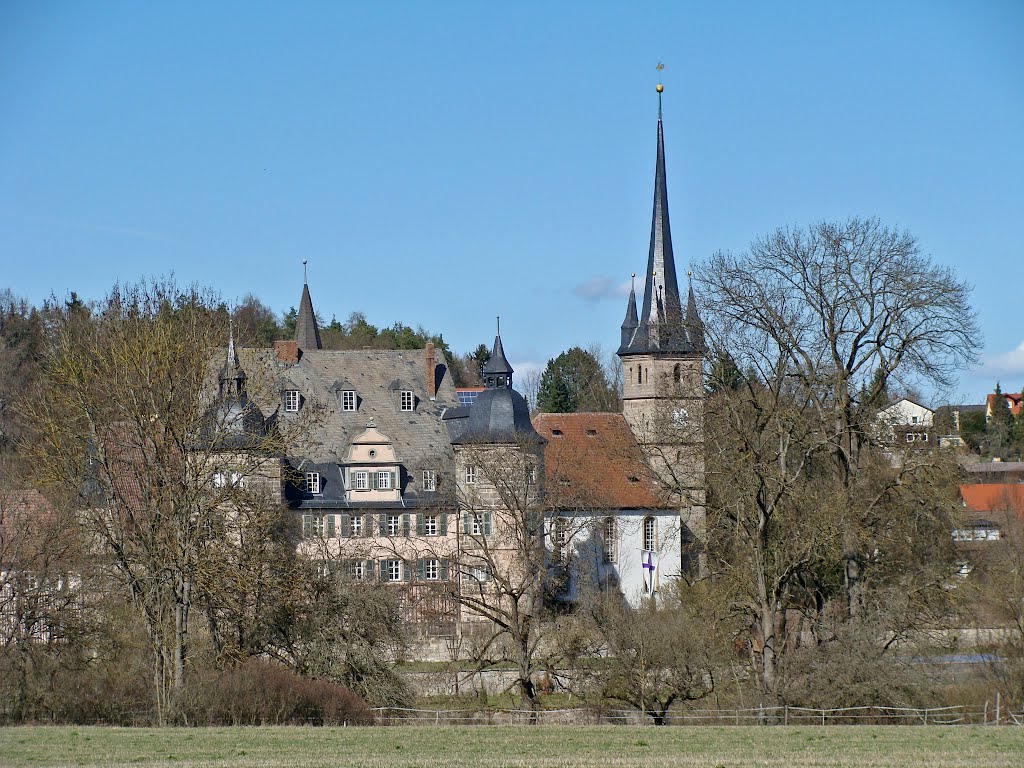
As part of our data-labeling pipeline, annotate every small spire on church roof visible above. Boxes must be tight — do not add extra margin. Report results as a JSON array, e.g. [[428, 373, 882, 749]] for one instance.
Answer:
[[482, 317, 514, 385], [294, 260, 322, 352]]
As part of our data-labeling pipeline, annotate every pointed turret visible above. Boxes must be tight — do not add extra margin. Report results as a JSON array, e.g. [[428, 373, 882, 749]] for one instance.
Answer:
[[482, 319, 514, 389], [618, 274, 639, 353], [219, 319, 246, 398], [294, 261, 322, 352], [685, 283, 705, 353]]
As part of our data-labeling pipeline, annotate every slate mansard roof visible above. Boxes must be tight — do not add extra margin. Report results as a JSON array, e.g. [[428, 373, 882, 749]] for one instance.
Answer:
[[235, 345, 460, 508]]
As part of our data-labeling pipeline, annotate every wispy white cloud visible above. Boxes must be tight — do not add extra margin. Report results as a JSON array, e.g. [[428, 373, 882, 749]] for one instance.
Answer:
[[985, 340, 1024, 376], [572, 275, 632, 302]]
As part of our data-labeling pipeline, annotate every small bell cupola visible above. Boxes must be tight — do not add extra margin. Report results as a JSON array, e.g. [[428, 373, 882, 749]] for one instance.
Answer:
[[481, 317, 514, 389]]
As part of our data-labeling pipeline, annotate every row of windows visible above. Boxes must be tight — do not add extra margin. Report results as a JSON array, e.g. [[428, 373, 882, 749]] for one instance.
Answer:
[[301, 511, 494, 538], [284, 389, 416, 413], [462, 466, 535, 485], [302, 470, 438, 495], [952, 527, 1002, 542], [318, 558, 493, 584], [550, 516, 658, 562], [302, 512, 451, 538], [905, 432, 929, 443]]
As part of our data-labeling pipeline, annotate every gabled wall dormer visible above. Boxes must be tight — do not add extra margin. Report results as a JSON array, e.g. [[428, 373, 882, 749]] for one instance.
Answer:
[[343, 420, 402, 502]]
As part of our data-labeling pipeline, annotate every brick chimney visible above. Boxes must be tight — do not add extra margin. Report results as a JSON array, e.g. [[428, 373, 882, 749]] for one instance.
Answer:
[[275, 340, 299, 365], [425, 342, 437, 399]]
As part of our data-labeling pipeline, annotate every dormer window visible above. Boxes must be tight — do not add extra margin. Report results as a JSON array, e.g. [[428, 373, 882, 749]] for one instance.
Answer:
[[284, 390, 301, 412], [422, 470, 437, 492], [305, 472, 321, 495], [400, 390, 414, 411], [342, 390, 357, 411], [353, 471, 370, 490], [376, 470, 392, 490]]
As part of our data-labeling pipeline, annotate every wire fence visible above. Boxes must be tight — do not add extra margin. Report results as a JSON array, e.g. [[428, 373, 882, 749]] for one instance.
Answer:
[[371, 704, 1024, 727]]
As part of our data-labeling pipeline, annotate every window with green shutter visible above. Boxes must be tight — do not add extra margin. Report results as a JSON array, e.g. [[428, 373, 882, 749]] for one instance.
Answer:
[[302, 514, 312, 538], [483, 511, 492, 536], [416, 513, 425, 536], [378, 514, 387, 536], [440, 559, 450, 581], [402, 513, 411, 536], [439, 513, 448, 536], [326, 515, 336, 538], [340, 514, 351, 538], [416, 559, 426, 582]]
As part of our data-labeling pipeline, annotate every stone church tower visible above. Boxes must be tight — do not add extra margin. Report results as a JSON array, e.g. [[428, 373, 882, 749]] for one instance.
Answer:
[[617, 85, 706, 569]]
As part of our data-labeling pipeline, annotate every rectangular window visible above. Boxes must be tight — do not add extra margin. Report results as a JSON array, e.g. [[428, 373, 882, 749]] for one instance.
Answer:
[[471, 512, 485, 536], [465, 466, 476, 484], [305, 472, 321, 494], [552, 518, 567, 561], [423, 515, 437, 536], [643, 517, 657, 553], [424, 559, 440, 581], [469, 564, 491, 583], [354, 471, 369, 490], [284, 390, 300, 412], [213, 471, 226, 488], [603, 518, 617, 563], [376, 471, 392, 490], [313, 515, 325, 538], [350, 514, 363, 536], [400, 390, 414, 411], [350, 560, 366, 580], [422, 470, 437, 492], [342, 390, 356, 411], [385, 559, 402, 582], [386, 514, 401, 536]]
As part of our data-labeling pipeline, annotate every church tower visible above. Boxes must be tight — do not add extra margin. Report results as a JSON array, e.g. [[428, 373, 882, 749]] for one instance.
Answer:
[[617, 82, 706, 569]]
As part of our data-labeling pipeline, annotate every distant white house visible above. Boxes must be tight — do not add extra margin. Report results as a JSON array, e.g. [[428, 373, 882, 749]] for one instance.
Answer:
[[878, 398, 934, 428]]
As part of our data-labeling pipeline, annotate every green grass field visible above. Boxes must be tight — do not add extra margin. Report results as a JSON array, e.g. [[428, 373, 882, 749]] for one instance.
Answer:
[[0, 725, 1022, 768]]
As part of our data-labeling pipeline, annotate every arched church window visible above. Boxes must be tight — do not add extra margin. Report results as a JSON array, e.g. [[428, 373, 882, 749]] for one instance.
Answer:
[[637, 367, 642, 384], [673, 364, 681, 383]]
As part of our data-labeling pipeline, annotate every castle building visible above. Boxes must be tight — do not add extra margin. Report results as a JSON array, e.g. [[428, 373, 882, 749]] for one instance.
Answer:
[[219, 85, 704, 623]]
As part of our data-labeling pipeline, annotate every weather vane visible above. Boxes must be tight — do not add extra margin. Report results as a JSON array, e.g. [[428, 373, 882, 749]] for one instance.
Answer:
[[303, 259, 308, 284]]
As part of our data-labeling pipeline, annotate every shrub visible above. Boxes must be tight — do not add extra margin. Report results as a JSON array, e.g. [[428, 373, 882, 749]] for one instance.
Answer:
[[180, 660, 374, 725]]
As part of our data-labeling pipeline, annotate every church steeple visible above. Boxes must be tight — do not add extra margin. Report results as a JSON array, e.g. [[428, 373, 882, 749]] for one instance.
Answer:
[[294, 260, 322, 352], [620, 82, 694, 357], [481, 317, 514, 389]]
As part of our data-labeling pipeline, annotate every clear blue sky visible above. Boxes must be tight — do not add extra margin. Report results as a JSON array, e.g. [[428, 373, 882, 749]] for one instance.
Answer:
[[2, 1, 1021, 403]]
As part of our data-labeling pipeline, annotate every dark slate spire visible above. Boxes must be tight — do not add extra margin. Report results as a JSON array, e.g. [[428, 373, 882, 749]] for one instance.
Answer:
[[618, 273, 639, 354], [620, 83, 693, 356], [482, 318, 514, 389], [294, 260, 322, 352], [685, 281, 705, 353], [219, 319, 246, 398]]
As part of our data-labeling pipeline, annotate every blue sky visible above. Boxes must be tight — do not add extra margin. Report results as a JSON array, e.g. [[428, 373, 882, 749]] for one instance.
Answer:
[[1, 1, 1021, 403]]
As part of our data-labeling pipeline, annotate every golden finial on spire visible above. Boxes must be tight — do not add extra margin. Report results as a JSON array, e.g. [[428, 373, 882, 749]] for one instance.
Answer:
[[656, 62, 664, 93]]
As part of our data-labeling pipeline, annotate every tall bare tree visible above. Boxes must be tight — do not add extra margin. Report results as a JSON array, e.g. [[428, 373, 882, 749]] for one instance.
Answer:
[[697, 219, 977, 701], [26, 279, 288, 722]]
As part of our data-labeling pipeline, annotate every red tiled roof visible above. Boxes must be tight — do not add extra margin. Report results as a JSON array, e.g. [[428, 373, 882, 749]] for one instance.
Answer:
[[532, 412, 669, 510], [959, 484, 1024, 520], [985, 392, 1022, 417]]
